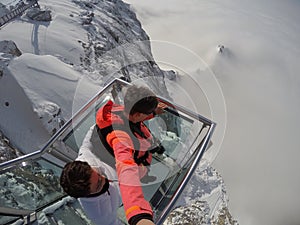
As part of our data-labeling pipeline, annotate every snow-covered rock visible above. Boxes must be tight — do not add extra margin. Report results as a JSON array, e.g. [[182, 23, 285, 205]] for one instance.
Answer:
[[0, 40, 22, 57], [165, 164, 239, 225], [0, 131, 21, 163], [25, 8, 52, 21]]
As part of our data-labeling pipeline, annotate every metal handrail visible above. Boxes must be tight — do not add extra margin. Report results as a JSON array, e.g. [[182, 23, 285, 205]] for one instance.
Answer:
[[0, 207, 37, 225], [158, 96, 214, 126], [0, 206, 34, 217], [156, 123, 216, 224], [0, 77, 215, 169]]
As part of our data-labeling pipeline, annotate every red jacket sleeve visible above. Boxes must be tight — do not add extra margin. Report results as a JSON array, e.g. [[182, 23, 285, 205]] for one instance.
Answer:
[[107, 130, 153, 222]]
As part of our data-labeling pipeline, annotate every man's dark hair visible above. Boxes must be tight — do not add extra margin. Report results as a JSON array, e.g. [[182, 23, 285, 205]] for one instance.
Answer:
[[60, 161, 92, 198], [124, 85, 158, 115]]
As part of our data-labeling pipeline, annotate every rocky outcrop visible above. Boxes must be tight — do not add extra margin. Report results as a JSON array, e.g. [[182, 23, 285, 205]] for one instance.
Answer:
[[70, 0, 170, 97], [0, 131, 22, 163], [25, 8, 52, 21], [0, 40, 22, 57], [164, 165, 239, 225]]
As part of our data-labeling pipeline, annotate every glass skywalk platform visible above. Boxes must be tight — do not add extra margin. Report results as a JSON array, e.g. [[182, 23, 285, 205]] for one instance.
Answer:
[[0, 78, 215, 225]]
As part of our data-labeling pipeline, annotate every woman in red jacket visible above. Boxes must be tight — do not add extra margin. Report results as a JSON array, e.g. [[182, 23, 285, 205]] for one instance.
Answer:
[[96, 85, 165, 225]]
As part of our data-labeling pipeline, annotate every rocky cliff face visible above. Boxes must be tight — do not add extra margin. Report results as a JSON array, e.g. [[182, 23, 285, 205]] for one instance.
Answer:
[[68, 0, 170, 96], [165, 163, 239, 225]]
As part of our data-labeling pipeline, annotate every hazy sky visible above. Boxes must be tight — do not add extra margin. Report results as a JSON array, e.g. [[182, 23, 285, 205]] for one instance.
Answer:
[[124, 1, 300, 225]]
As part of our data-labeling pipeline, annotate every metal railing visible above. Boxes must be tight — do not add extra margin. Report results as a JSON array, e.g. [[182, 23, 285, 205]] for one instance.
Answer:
[[155, 123, 215, 224], [0, 77, 216, 169]]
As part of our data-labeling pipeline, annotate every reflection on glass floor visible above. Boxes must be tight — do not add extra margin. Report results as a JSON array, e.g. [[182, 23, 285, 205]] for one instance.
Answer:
[[0, 158, 66, 224], [0, 78, 215, 225]]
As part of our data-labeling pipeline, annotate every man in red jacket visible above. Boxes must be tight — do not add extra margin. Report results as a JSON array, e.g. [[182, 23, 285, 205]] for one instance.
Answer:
[[96, 84, 165, 225]]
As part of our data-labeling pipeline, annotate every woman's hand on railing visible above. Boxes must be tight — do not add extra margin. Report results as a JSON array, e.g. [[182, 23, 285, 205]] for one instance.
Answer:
[[154, 102, 167, 115]]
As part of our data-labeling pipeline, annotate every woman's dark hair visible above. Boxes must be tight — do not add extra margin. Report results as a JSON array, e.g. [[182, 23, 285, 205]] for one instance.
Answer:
[[60, 161, 92, 198], [124, 85, 158, 115]]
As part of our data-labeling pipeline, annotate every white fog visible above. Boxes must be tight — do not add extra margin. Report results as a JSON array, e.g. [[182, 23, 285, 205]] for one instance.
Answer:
[[124, 0, 300, 225]]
